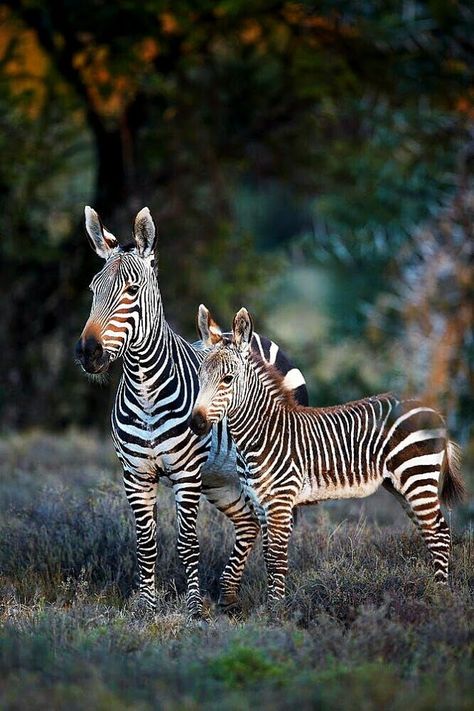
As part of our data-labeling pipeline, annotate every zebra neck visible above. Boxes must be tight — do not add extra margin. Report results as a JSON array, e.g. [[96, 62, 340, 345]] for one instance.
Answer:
[[229, 362, 285, 454], [121, 307, 191, 410]]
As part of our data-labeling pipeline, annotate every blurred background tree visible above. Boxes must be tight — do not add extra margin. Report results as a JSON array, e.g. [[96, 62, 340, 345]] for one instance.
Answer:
[[0, 1, 472, 442]]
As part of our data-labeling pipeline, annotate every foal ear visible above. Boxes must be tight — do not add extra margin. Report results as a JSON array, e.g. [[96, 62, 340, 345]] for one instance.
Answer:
[[232, 307, 253, 351], [84, 206, 118, 259], [134, 207, 156, 258], [197, 304, 223, 346]]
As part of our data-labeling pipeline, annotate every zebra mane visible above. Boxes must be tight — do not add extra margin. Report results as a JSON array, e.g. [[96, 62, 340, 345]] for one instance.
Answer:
[[250, 351, 299, 410], [116, 241, 159, 271]]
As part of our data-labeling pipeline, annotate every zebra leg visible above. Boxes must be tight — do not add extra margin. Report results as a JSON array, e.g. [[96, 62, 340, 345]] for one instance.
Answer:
[[407, 497, 451, 583], [389, 474, 451, 583], [202, 481, 260, 609], [382, 479, 421, 530], [218, 503, 259, 609], [123, 470, 158, 610], [255, 503, 268, 560], [264, 502, 293, 604], [172, 481, 203, 617]]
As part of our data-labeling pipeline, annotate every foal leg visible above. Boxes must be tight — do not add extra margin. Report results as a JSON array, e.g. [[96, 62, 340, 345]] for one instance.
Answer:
[[387, 460, 451, 583], [264, 500, 294, 604], [405, 495, 450, 583], [382, 479, 422, 530], [202, 479, 259, 609], [203, 449, 261, 609]]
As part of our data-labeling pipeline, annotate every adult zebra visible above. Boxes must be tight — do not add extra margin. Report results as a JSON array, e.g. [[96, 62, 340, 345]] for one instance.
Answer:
[[75, 207, 307, 616], [191, 306, 465, 603]]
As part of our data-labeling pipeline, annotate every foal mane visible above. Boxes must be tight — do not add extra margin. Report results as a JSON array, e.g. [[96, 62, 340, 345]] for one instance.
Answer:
[[249, 350, 394, 416], [250, 351, 299, 410]]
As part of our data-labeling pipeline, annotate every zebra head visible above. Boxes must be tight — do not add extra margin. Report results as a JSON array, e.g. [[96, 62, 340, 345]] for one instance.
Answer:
[[75, 206, 159, 374], [190, 306, 253, 436]]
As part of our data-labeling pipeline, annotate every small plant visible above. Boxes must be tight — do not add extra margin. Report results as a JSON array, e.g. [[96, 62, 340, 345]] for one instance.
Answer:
[[209, 645, 292, 688]]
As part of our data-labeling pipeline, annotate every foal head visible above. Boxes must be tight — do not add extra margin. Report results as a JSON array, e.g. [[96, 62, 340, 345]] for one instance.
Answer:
[[190, 305, 253, 436], [75, 206, 159, 374]]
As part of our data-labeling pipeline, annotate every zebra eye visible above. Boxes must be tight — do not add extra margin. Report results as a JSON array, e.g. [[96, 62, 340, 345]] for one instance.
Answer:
[[125, 284, 139, 295], [222, 374, 234, 385]]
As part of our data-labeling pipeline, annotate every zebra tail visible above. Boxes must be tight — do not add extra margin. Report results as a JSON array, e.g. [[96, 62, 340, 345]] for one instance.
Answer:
[[440, 441, 466, 508]]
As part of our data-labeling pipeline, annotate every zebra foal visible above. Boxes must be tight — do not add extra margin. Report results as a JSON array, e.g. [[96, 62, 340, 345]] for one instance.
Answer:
[[191, 306, 465, 603]]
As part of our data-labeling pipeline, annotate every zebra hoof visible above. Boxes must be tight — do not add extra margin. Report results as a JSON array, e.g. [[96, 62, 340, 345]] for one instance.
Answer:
[[129, 595, 156, 619], [189, 609, 204, 620], [218, 592, 239, 607], [218, 595, 242, 617], [266, 598, 286, 617], [186, 610, 208, 628]]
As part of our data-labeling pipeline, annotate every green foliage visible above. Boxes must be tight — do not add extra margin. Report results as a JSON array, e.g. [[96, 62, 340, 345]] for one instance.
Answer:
[[0, 1, 473, 428], [209, 645, 293, 688], [308, 101, 462, 255], [0, 86, 93, 263]]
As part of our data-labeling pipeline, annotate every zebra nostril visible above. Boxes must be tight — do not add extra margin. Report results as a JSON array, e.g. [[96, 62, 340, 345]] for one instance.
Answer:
[[83, 336, 103, 362], [92, 342, 103, 359]]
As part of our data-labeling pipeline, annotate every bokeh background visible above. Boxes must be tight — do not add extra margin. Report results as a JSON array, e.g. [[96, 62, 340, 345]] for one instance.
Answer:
[[0, 5, 473, 707], [0, 2, 472, 445]]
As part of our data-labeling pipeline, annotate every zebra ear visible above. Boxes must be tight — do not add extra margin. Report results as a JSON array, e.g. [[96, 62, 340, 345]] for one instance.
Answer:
[[197, 304, 223, 346], [232, 308, 253, 351], [134, 207, 156, 258], [84, 206, 118, 259]]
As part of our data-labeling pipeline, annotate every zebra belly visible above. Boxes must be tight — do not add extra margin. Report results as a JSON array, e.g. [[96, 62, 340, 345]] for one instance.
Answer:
[[295, 471, 382, 504]]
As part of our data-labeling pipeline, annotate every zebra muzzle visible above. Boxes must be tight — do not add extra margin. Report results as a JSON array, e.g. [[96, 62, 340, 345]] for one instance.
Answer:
[[75, 336, 110, 374], [189, 410, 211, 437]]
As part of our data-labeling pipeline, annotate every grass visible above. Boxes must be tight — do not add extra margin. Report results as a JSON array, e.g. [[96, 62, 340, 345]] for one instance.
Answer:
[[0, 431, 472, 710]]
